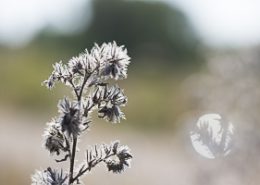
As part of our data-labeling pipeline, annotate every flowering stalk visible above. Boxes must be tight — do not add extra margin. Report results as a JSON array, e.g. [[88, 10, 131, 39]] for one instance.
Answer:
[[32, 42, 133, 185]]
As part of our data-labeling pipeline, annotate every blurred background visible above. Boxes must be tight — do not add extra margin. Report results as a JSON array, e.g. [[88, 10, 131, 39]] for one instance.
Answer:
[[1, 0, 260, 184]]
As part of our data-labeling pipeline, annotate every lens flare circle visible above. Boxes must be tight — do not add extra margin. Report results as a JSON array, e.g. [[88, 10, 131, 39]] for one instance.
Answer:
[[190, 113, 234, 159]]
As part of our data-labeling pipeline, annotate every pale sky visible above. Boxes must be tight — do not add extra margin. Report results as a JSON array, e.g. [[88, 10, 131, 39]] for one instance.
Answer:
[[0, 0, 91, 47], [164, 0, 260, 47], [1, 0, 260, 48]]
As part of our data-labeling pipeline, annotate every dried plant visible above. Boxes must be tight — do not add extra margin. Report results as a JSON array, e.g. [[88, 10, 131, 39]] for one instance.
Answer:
[[32, 42, 133, 185]]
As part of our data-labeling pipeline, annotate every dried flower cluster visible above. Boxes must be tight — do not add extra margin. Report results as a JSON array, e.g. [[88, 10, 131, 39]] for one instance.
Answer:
[[32, 168, 68, 185], [32, 42, 132, 185]]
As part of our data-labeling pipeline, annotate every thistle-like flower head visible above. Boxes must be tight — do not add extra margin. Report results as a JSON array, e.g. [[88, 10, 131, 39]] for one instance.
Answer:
[[31, 168, 68, 185], [44, 121, 65, 155], [91, 41, 131, 80], [57, 98, 80, 138], [105, 142, 132, 173], [88, 85, 127, 123]]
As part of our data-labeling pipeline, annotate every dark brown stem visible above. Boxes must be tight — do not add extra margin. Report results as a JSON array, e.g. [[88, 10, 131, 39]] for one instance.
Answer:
[[68, 73, 90, 185], [78, 74, 89, 101], [69, 136, 78, 184], [69, 80, 80, 100]]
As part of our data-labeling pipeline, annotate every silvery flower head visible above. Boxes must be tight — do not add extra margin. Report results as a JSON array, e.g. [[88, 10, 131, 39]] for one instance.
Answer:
[[57, 98, 81, 138], [31, 167, 68, 185], [68, 52, 98, 75], [91, 41, 131, 80], [105, 142, 132, 173], [98, 104, 125, 123], [91, 85, 127, 123], [44, 121, 65, 155], [68, 55, 85, 75], [43, 61, 71, 89], [105, 85, 127, 106]]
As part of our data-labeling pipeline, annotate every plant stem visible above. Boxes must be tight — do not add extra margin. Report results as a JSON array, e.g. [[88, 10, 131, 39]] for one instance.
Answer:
[[69, 136, 78, 184], [69, 73, 90, 184]]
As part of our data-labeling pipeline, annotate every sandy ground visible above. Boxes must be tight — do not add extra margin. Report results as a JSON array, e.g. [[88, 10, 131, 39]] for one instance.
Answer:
[[1, 109, 260, 185]]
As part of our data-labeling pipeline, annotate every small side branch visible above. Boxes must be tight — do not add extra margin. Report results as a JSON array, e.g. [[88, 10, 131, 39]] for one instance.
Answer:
[[72, 153, 115, 183]]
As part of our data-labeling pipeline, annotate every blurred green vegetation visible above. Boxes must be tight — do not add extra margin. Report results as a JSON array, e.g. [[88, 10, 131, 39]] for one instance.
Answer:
[[0, 0, 204, 130]]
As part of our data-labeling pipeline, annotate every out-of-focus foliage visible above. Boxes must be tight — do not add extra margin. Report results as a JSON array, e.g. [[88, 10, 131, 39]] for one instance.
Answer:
[[82, 0, 202, 67], [35, 0, 203, 68]]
